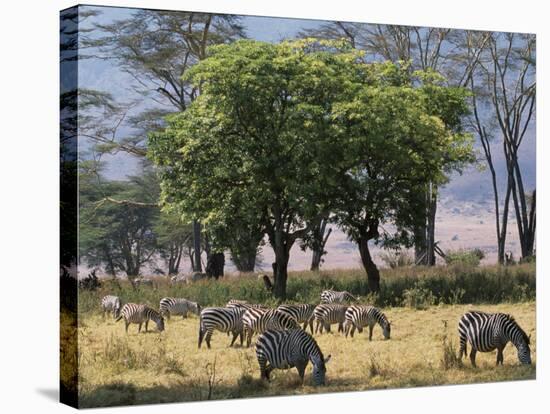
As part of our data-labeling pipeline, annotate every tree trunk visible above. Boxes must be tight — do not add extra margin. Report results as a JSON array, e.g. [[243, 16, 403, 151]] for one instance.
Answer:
[[193, 220, 202, 272], [358, 238, 380, 292], [272, 251, 289, 300], [206, 252, 225, 279], [310, 219, 332, 271], [426, 184, 437, 266], [231, 249, 256, 272]]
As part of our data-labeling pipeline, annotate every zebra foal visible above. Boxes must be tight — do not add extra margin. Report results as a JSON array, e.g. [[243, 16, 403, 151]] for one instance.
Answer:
[[115, 303, 165, 333], [101, 295, 122, 319], [198, 307, 245, 349], [344, 305, 391, 340], [256, 329, 331, 386], [458, 311, 531, 367]]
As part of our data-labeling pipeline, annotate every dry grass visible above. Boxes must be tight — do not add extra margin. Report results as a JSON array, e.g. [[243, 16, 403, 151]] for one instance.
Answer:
[[77, 301, 536, 407]]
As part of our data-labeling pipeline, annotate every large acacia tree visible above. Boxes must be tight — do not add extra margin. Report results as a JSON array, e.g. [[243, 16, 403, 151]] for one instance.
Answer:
[[149, 39, 471, 297], [150, 39, 362, 298]]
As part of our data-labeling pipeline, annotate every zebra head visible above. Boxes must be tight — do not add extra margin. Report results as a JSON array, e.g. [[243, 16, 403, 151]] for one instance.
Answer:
[[312, 354, 331, 386], [382, 321, 391, 340], [517, 343, 531, 364], [155, 315, 165, 332]]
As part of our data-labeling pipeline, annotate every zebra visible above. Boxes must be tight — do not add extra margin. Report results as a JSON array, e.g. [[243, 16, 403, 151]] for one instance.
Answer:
[[256, 329, 331, 386], [277, 304, 316, 334], [226, 299, 268, 310], [198, 307, 246, 349], [313, 304, 348, 334], [101, 295, 122, 319], [243, 308, 299, 347], [343, 305, 391, 340], [133, 278, 154, 288], [458, 311, 531, 367], [320, 289, 357, 304], [159, 297, 200, 319], [115, 303, 165, 333]]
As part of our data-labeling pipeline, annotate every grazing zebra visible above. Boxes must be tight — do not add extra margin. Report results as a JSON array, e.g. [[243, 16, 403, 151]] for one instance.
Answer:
[[313, 304, 348, 334], [458, 311, 531, 367], [198, 307, 245, 349], [243, 308, 299, 347], [344, 305, 391, 340], [115, 303, 165, 333], [320, 289, 357, 304], [277, 304, 316, 334], [159, 297, 200, 319], [101, 295, 122, 319], [256, 329, 331, 386]]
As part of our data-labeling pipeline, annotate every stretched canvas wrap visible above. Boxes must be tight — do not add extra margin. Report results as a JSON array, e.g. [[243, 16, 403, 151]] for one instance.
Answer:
[[60, 4, 537, 408]]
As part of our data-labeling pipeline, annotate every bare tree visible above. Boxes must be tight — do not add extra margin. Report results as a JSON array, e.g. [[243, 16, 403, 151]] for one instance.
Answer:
[[468, 32, 536, 262]]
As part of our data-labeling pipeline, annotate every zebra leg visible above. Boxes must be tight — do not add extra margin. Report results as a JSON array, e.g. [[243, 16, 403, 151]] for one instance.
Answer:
[[338, 322, 343, 333], [198, 326, 204, 349], [145, 320, 149, 332], [296, 361, 306, 384], [496, 348, 504, 365], [239, 330, 244, 347], [350, 325, 356, 338], [246, 328, 253, 348], [257, 355, 269, 380], [369, 325, 374, 341], [138, 323, 142, 333], [309, 319, 314, 335], [470, 349, 477, 367], [314, 320, 320, 334], [325, 323, 331, 333], [229, 331, 239, 347], [125, 321, 129, 333], [205, 330, 212, 349], [458, 334, 467, 362]]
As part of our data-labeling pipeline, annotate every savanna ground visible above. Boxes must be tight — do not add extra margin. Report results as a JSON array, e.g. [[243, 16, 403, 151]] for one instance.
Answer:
[[75, 264, 536, 408]]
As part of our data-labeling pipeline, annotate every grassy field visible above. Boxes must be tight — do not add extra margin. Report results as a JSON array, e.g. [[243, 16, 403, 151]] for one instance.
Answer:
[[77, 298, 536, 407]]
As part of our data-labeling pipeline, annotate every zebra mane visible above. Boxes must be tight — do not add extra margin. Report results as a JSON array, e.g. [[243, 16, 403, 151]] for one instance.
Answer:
[[506, 314, 530, 345]]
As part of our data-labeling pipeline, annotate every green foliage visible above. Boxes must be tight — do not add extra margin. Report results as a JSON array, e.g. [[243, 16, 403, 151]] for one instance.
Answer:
[[445, 248, 485, 266], [401, 281, 437, 309]]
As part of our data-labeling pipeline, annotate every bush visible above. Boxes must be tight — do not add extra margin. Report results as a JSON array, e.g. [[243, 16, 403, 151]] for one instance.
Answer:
[[379, 250, 414, 269], [444, 248, 485, 266], [401, 281, 436, 310]]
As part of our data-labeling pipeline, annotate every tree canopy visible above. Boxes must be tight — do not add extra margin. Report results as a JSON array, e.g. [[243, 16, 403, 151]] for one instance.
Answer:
[[149, 39, 473, 297]]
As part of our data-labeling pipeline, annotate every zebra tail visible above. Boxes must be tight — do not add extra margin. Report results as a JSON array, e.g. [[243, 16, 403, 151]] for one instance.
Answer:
[[115, 315, 123, 322]]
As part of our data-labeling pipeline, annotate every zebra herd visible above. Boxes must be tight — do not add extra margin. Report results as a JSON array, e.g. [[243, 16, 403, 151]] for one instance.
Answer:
[[100, 288, 532, 386]]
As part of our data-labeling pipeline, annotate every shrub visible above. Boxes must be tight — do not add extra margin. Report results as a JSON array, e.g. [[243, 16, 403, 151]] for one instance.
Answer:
[[401, 281, 436, 310], [379, 250, 414, 269], [444, 248, 485, 267]]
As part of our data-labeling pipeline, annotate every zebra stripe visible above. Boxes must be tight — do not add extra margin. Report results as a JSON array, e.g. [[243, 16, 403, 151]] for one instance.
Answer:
[[277, 304, 316, 334], [115, 303, 165, 333], [344, 305, 391, 340], [320, 289, 357, 304], [458, 311, 531, 366], [101, 295, 122, 319], [198, 307, 245, 349], [243, 308, 299, 347], [313, 304, 348, 334], [159, 297, 201, 319], [256, 329, 331, 386]]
